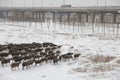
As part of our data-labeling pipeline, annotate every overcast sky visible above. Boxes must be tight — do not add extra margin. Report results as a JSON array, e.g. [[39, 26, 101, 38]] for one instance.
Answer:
[[0, 0, 120, 7]]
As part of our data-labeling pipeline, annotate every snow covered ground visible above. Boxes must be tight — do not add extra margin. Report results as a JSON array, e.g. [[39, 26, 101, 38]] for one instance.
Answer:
[[0, 23, 120, 80]]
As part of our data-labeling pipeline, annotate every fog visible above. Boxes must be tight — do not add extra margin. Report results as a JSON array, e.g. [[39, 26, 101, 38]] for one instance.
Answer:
[[0, 0, 120, 7]]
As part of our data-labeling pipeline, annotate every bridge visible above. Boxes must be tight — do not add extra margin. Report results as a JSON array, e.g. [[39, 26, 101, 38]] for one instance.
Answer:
[[0, 6, 120, 23], [0, 6, 120, 11]]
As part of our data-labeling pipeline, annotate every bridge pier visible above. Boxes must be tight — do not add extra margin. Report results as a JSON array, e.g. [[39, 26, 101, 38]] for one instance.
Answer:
[[113, 13, 116, 23], [67, 13, 70, 23], [15, 11, 18, 22], [31, 12, 34, 23], [1, 11, 5, 20], [28, 11, 32, 27], [0, 12, 3, 22], [92, 13, 95, 23], [21, 12, 25, 26], [34, 12, 37, 27], [78, 13, 81, 23], [33, 12, 37, 27], [101, 13, 104, 23], [42, 13, 45, 22], [86, 13, 88, 22], [3, 11, 8, 23], [3, 11, 6, 23], [32, 12, 35, 22], [59, 13, 63, 23], [0, 12, 2, 19], [5, 11, 8, 18], [116, 14, 120, 23], [38, 13, 41, 22], [53, 12, 55, 22], [37, 13, 39, 22]]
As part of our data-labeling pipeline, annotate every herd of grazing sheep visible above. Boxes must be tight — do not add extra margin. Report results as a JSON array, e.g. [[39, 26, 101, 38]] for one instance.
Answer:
[[0, 42, 81, 70]]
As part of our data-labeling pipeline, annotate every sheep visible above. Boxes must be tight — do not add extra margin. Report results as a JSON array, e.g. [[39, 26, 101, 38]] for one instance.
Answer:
[[22, 55, 32, 61], [53, 58, 59, 64], [14, 57, 23, 62], [11, 52, 20, 57], [66, 52, 73, 55], [40, 58, 48, 63], [22, 60, 34, 70], [1, 59, 11, 66], [59, 54, 73, 61], [0, 53, 9, 57], [35, 48, 43, 53], [42, 42, 52, 47], [63, 55, 73, 61], [11, 62, 20, 70], [0, 43, 63, 70], [34, 60, 42, 65], [74, 53, 81, 59]]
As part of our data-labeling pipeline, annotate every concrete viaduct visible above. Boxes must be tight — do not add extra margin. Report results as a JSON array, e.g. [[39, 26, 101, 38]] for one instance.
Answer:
[[0, 6, 120, 23]]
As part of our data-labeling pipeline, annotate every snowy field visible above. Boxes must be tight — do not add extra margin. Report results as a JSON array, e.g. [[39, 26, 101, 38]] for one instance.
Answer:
[[0, 23, 120, 80]]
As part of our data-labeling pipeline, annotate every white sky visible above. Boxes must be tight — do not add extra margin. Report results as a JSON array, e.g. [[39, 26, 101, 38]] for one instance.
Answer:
[[0, 0, 120, 7]]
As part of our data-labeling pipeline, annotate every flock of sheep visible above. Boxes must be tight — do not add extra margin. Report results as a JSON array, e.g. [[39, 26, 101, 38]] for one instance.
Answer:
[[0, 42, 81, 70]]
